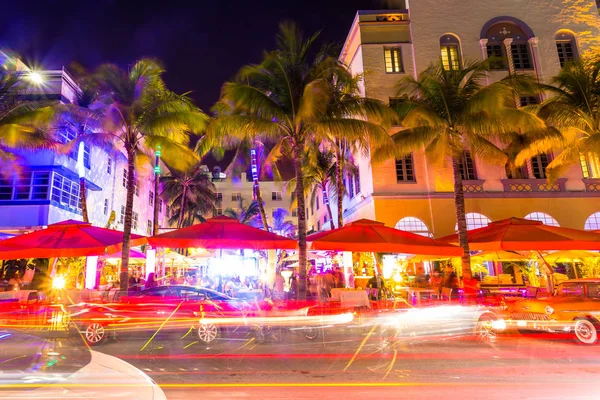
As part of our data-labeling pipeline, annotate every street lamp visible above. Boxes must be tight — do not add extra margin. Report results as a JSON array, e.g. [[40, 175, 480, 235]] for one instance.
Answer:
[[27, 71, 44, 85]]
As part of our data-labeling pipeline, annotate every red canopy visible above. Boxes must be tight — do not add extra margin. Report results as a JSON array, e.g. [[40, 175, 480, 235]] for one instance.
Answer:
[[439, 217, 600, 251], [0, 220, 146, 259], [306, 219, 462, 256], [147, 216, 298, 250]]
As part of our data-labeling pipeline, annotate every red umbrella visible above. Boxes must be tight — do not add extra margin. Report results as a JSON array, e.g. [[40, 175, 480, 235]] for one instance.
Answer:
[[147, 216, 297, 250], [439, 217, 600, 251], [306, 219, 462, 256], [0, 220, 146, 259]]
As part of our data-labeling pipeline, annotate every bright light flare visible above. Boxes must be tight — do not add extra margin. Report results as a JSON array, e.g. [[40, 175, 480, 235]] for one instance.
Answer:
[[52, 275, 66, 290], [27, 71, 44, 85]]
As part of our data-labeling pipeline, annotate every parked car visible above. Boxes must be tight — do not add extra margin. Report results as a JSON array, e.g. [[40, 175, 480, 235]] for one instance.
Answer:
[[508, 278, 600, 345]]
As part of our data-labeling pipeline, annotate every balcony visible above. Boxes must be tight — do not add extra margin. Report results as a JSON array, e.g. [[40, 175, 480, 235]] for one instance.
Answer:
[[462, 180, 485, 193], [500, 178, 567, 193], [583, 179, 600, 192]]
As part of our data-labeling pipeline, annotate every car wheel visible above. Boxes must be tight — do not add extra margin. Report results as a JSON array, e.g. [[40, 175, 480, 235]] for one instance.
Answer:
[[475, 313, 497, 342], [574, 318, 598, 345], [83, 322, 106, 346], [303, 325, 320, 340], [197, 323, 220, 344]]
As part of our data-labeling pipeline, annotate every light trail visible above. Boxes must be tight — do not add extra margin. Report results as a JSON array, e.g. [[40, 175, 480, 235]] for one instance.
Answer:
[[344, 324, 377, 372], [140, 301, 184, 352]]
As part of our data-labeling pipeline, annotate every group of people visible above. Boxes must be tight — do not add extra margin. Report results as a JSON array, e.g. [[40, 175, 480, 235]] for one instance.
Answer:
[[429, 264, 481, 299]]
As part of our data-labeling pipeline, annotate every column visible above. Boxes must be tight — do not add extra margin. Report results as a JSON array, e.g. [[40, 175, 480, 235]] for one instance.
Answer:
[[528, 37, 544, 99], [479, 39, 490, 86], [503, 38, 516, 76]]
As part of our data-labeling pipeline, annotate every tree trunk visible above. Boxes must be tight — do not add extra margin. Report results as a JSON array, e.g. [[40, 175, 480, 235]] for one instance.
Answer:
[[451, 156, 472, 280], [153, 174, 160, 235], [79, 178, 89, 223], [323, 184, 335, 229], [294, 141, 308, 301], [177, 185, 188, 229], [335, 146, 344, 228], [120, 145, 137, 292], [255, 184, 269, 230]]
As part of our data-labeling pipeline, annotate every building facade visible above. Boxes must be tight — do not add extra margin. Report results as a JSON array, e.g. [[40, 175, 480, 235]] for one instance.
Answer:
[[0, 55, 168, 236], [313, 1, 600, 237]]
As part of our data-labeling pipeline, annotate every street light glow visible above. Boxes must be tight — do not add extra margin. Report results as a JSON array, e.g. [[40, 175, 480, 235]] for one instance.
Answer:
[[27, 71, 44, 85]]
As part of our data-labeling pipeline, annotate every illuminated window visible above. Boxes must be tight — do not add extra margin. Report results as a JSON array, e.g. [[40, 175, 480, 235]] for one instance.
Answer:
[[83, 144, 91, 169], [455, 213, 491, 231], [396, 154, 415, 182], [440, 34, 461, 71], [484, 21, 533, 70], [384, 47, 403, 73], [584, 212, 600, 230], [579, 153, 600, 179], [395, 217, 431, 237], [51, 174, 80, 210], [531, 154, 552, 179], [132, 212, 139, 230], [555, 31, 577, 67], [271, 191, 282, 201], [459, 151, 477, 180], [134, 180, 140, 196], [525, 212, 559, 226], [355, 167, 361, 194], [486, 44, 506, 69], [103, 199, 109, 215]]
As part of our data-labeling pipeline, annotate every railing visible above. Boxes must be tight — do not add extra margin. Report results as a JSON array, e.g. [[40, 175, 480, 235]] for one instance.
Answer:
[[462, 180, 485, 193], [583, 178, 600, 192], [500, 178, 567, 193]]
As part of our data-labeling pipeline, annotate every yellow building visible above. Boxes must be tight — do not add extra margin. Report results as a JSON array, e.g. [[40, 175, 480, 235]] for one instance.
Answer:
[[309, 1, 600, 237]]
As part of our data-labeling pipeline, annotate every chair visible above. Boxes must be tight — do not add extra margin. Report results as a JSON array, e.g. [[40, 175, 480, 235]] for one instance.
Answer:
[[441, 287, 453, 302]]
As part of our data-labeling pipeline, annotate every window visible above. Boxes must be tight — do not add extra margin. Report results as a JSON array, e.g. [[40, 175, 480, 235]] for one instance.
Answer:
[[215, 208, 223, 216], [0, 171, 50, 201], [51, 174, 80, 210], [511, 44, 532, 69], [440, 34, 461, 71], [159, 198, 163, 212], [166, 205, 171, 218], [520, 96, 538, 107], [455, 213, 491, 231], [323, 214, 329, 224], [180, 288, 206, 301], [584, 212, 600, 230], [524, 212, 559, 227], [58, 127, 77, 145], [587, 284, 600, 299], [317, 221, 321, 231], [316, 195, 320, 210], [347, 175, 355, 199], [395, 154, 415, 182], [559, 283, 584, 297], [384, 47, 403, 73], [355, 167, 361, 194], [395, 217, 431, 237], [531, 154, 552, 179], [132, 212, 139, 230], [120, 205, 125, 224], [459, 151, 477, 180], [82, 144, 91, 169], [107, 158, 112, 175], [122, 169, 127, 187], [292, 208, 298, 217], [216, 192, 223, 201], [149, 190, 154, 207], [103, 199, 109, 215], [556, 31, 577, 67], [231, 192, 241, 202], [271, 191, 282, 201], [486, 44, 506, 69], [147, 220, 153, 235], [134, 180, 139, 196]]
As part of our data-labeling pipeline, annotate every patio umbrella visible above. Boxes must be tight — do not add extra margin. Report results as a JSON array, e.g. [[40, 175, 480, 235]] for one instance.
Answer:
[[439, 217, 600, 251], [103, 249, 146, 260], [306, 219, 462, 256], [147, 216, 297, 250], [0, 219, 146, 259], [539, 250, 600, 263], [281, 252, 322, 262], [471, 250, 532, 261]]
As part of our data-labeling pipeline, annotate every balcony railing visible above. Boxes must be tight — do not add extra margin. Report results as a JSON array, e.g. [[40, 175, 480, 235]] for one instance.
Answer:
[[500, 178, 567, 193], [462, 180, 485, 193], [583, 179, 600, 192]]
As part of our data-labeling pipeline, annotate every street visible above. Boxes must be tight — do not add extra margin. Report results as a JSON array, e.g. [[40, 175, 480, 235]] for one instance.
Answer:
[[61, 325, 600, 399]]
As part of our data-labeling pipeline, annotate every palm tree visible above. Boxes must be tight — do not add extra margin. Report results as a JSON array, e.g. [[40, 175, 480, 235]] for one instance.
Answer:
[[208, 22, 390, 300], [224, 197, 261, 227], [0, 67, 57, 170], [83, 59, 208, 292], [271, 208, 296, 238], [515, 60, 600, 180], [374, 61, 546, 279], [162, 164, 216, 228]]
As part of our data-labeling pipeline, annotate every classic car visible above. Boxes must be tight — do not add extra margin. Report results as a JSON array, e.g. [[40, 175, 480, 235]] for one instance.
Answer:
[[509, 278, 600, 344]]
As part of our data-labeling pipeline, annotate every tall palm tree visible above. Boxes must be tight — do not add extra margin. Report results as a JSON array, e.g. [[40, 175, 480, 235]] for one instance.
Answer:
[[208, 22, 390, 300], [515, 60, 600, 180], [271, 207, 296, 238], [82, 59, 208, 291], [374, 61, 545, 279], [162, 164, 216, 228], [224, 197, 261, 227]]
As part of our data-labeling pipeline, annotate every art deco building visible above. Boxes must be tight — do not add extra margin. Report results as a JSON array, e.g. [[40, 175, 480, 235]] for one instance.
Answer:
[[308, 0, 600, 237]]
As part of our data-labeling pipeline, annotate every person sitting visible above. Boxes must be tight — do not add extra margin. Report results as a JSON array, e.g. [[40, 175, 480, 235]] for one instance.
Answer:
[[429, 270, 443, 294]]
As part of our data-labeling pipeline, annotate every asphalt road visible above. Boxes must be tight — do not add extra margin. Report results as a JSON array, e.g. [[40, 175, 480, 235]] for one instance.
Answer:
[[69, 325, 600, 400]]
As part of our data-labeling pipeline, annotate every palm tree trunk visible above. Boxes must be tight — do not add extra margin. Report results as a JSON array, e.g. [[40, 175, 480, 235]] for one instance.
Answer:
[[79, 178, 89, 223], [177, 185, 188, 229], [451, 156, 472, 280], [153, 175, 160, 235], [120, 145, 136, 292], [335, 146, 344, 228], [255, 184, 269, 230], [323, 185, 335, 229], [294, 141, 308, 301]]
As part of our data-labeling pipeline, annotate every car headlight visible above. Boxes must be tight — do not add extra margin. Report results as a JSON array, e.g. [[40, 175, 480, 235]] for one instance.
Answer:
[[545, 306, 554, 315]]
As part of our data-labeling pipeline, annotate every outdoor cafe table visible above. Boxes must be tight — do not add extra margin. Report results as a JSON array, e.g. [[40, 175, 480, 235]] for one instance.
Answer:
[[330, 288, 370, 309], [395, 288, 437, 306]]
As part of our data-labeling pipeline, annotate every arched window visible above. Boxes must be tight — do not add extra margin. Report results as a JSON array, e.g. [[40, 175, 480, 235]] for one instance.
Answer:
[[440, 34, 461, 71], [584, 212, 600, 230], [455, 212, 491, 231], [555, 31, 578, 68], [524, 212, 559, 227], [483, 19, 533, 70], [395, 217, 431, 237]]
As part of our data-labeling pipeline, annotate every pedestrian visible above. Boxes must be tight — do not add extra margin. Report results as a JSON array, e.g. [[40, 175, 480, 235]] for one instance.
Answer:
[[430, 270, 443, 294], [324, 269, 335, 298], [273, 270, 285, 301], [442, 264, 459, 289], [145, 273, 157, 289]]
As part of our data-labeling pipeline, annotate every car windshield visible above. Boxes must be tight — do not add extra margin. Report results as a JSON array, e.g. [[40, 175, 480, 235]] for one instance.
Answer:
[[559, 283, 585, 297], [587, 283, 600, 299]]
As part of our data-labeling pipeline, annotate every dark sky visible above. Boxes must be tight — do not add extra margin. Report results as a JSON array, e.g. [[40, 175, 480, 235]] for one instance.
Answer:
[[1, 0, 385, 111]]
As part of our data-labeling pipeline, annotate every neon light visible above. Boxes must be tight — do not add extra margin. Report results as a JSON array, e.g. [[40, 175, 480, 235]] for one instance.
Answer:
[[85, 256, 98, 289], [146, 249, 156, 278]]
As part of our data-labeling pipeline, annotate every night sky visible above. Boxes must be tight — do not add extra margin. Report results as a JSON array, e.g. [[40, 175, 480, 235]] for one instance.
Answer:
[[2, 0, 386, 112]]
